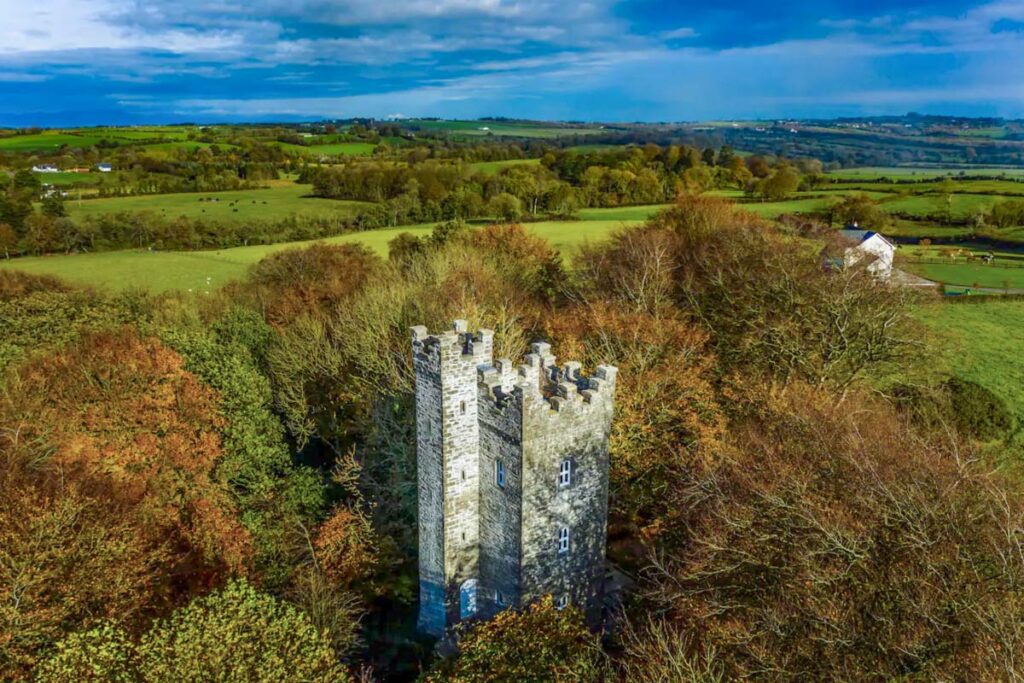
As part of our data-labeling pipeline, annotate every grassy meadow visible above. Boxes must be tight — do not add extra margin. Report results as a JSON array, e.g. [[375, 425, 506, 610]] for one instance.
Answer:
[[66, 184, 372, 222], [0, 215, 648, 293], [916, 300, 1024, 439]]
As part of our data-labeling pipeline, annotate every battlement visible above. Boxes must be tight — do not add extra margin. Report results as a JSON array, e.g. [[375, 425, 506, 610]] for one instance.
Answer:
[[411, 320, 493, 367], [482, 341, 617, 413]]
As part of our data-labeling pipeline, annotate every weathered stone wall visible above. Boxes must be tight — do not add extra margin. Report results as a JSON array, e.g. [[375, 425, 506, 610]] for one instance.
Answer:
[[413, 322, 493, 636], [477, 357, 526, 618], [519, 345, 616, 625]]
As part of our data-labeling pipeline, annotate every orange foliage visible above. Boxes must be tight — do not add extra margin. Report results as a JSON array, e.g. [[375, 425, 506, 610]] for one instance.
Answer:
[[1, 329, 250, 675], [543, 305, 726, 561], [244, 242, 381, 327], [313, 505, 379, 588], [468, 223, 556, 265]]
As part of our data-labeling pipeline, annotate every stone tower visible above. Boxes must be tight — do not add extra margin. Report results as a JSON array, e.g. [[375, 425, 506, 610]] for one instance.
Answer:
[[412, 320, 617, 637]]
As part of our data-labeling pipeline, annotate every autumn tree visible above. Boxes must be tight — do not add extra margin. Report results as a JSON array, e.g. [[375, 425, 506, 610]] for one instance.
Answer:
[[0, 330, 249, 675], [638, 384, 1024, 680], [0, 222, 16, 258]]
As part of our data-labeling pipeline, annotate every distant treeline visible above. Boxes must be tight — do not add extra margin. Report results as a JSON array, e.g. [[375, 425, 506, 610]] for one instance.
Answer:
[[304, 143, 822, 226]]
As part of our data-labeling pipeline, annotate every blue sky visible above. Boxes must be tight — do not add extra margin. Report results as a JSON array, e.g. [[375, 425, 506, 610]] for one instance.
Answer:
[[1, 0, 1023, 125]]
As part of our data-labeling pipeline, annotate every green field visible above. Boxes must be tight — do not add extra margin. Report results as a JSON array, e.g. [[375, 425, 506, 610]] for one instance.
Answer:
[[0, 217, 639, 293], [275, 141, 377, 156], [916, 300, 1024, 439], [0, 132, 107, 151], [406, 120, 604, 139], [66, 185, 372, 222], [470, 159, 542, 174], [33, 171, 96, 185], [827, 167, 1024, 180], [576, 204, 668, 221], [905, 263, 1024, 289]]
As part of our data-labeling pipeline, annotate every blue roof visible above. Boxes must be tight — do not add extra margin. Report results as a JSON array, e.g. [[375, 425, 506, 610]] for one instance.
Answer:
[[838, 229, 874, 243]]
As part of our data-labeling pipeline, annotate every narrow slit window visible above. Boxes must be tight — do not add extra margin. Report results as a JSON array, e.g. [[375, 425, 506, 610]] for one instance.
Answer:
[[558, 459, 572, 488], [460, 400, 466, 414], [558, 527, 570, 554], [495, 460, 506, 489]]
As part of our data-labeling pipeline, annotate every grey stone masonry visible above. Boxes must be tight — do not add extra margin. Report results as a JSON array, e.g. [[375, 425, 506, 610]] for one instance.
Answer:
[[413, 321, 616, 637]]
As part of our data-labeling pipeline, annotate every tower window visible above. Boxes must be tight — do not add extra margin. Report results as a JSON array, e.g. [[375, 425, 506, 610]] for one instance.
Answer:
[[495, 460, 506, 488], [460, 400, 466, 414], [558, 459, 572, 488], [556, 594, 569, 610], [558, 527, 570, 554], [495, 589, 506, 607]]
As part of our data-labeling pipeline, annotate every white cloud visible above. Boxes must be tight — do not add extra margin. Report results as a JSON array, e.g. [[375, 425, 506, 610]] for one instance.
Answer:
[[662, 27, 698, 40], [0, 0, 244, 55]]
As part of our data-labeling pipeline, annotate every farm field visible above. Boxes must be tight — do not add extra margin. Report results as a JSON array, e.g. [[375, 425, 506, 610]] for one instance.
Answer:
[[827, 166, 1024, 179], [916, 300, 1024, 441], [900, 244, 1024, 288], [66, 185, 372, 222], [0, 132, 107, 151], [0, 216, 641, 293], [33, 171, 96, 185], [275, 141, 377, 156], [406, 119, 604, 138], [905, 262, 1024, 289]]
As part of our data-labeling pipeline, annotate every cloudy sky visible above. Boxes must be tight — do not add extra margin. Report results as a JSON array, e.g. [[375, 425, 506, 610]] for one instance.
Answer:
[[1, 0, 1023, 125]]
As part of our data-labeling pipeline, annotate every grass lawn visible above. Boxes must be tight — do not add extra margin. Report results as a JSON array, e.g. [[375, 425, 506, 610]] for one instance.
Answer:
[[915, 300, 1024, 440], [66, 185, 372, 222]]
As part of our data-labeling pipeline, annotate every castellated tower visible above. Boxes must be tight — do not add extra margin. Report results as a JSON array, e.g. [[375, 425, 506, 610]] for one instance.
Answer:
[[412, 320, 617, 637]]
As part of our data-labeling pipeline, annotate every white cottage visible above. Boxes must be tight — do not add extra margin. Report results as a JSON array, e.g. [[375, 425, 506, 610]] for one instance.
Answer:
[[838, 227, 895, 280]]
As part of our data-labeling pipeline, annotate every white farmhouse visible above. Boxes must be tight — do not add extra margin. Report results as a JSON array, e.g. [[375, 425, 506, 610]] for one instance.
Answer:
[[838, 227, 896, 280], [32, 164, 59, 173]]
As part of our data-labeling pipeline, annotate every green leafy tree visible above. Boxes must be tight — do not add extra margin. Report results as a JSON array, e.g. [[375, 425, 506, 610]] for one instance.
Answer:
[[137, 580, 350, 683], [426, 596, 604, 683], [830, 192, 890, 230], [489, 192, 523, 222], [754, 166, 801, 201], [36, 581, 351, 683], [35, 623, 136, 683]]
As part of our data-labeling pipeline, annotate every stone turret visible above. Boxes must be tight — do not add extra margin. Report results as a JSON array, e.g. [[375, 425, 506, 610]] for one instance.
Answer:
[[413, 320, 616, 637]]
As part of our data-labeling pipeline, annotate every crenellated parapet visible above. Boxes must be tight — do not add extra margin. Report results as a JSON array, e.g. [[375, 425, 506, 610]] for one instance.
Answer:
[[411, 319, 494, 371]]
